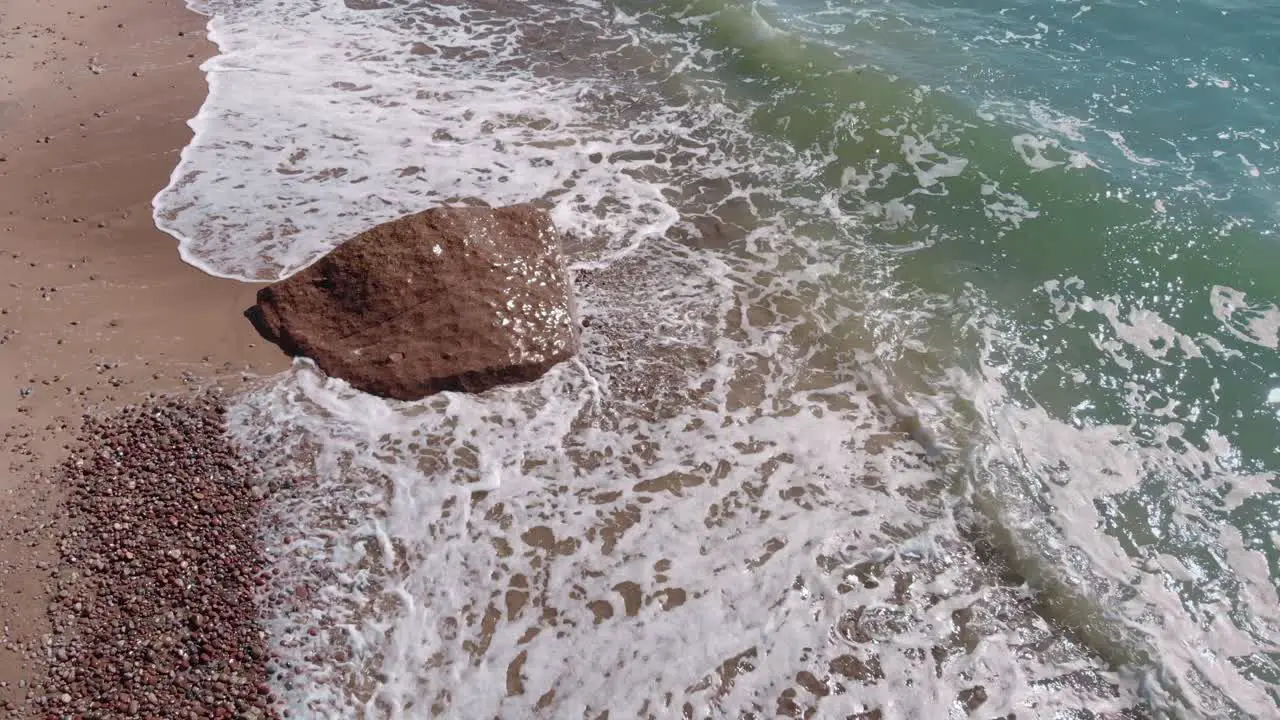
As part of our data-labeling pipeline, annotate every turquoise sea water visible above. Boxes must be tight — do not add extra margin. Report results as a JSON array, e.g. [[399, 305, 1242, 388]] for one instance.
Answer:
[[734, 0, 1280, 703], [162, 0, 1279, 715], [726, 0, 1280, 709]]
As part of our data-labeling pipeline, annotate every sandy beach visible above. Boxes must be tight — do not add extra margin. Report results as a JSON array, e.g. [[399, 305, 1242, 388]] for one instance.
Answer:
[[0, 0, 286, 713]]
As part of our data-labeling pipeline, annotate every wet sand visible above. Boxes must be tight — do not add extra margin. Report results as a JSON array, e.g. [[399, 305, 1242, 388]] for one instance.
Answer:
[[0, 0, 286, 712]]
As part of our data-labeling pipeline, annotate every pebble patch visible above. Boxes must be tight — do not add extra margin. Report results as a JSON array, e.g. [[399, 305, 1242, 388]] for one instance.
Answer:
[[36, 394, 280, 719]]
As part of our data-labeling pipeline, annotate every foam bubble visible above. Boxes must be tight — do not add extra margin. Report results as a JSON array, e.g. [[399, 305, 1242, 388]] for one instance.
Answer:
[[1011, 133, 1065, 171], [1211, 285, 1280, 350]]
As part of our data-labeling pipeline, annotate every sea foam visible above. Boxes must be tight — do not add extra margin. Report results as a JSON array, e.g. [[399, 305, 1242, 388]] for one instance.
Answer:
[[154, 0, 1270, 716]]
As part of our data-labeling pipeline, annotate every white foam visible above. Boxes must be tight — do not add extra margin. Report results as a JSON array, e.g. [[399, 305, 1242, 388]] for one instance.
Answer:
[[900, 134, 969, 188], [945, 278, 1280, 716], [234, 340, 1142, 717], [168, 0, 1087, 713], [1210, 284, 1280, 350], [1011, 133, 1065, 171], [1105, 129, 1162, 167], [161, 0, 1278, 716], [979, 179, 1040, 229], [158, 0, 681, 280]]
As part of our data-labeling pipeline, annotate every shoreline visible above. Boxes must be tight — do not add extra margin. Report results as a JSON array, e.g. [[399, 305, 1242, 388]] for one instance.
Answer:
[[0, 0, 1244, 714], [0, 0, 286, 712]]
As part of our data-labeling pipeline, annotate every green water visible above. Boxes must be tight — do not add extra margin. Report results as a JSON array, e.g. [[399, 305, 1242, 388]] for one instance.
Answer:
[[626, 0, 1280, 713]]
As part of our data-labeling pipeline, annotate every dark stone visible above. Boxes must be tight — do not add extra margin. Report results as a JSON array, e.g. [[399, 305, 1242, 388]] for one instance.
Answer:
[[248, 204, 579, 400]]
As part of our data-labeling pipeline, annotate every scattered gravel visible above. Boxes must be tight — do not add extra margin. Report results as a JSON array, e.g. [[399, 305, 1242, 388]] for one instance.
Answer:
[[36, 393, 279, 719]]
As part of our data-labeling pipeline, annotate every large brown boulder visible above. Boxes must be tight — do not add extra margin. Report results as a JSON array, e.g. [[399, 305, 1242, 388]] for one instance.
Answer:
[[248, 204, 579, 400]]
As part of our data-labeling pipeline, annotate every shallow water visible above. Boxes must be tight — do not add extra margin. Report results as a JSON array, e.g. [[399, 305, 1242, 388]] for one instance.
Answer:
[[157, 0, 1279, 716]]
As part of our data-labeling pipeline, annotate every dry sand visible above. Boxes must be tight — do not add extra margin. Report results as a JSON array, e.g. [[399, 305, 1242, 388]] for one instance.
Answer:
[[0, 0, 287, 712]]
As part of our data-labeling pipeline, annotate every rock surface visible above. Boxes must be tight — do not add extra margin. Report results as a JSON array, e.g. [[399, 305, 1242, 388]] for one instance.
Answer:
[[249, 205, 579, 401]]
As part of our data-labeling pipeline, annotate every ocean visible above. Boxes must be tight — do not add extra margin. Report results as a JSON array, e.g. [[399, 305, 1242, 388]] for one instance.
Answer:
[[155, 0, 1280, 716]]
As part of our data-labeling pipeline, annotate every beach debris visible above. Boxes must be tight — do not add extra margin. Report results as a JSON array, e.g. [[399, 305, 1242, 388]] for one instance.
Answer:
[[249, 204, 580, 400]]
